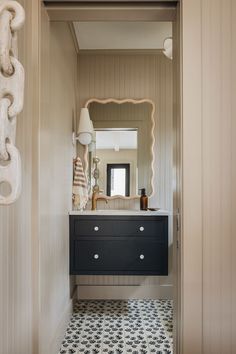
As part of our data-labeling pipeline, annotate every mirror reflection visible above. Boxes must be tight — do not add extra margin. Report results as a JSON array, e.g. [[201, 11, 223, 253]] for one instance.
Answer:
[[95, 129, 137, 197], [87, 100, 154, 197]]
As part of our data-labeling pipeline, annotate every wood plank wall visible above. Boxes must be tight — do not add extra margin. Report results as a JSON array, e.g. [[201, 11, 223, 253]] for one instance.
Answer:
[[77, 51, 174, 297], [182, 0, 236, 353], [1, 1, 235, 353], [39, 19, 78, 354], [0, 2, 78, 354], [0, 0, 40, 353]]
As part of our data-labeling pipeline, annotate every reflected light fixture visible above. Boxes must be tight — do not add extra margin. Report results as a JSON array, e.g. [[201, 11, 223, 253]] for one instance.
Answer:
[[88, 129, 96, 152], [73, 108, 93, 145], [163, 37, 173, 60]]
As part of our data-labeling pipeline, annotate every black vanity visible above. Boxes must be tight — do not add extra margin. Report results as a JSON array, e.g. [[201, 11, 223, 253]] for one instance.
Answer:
[[69, 214, 168, 276]]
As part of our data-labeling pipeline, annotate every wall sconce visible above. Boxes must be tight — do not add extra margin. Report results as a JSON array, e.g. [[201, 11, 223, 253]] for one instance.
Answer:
[[88, 130, 96, 152], [72, 108, 93, 145], [163, 37, 173, 60]]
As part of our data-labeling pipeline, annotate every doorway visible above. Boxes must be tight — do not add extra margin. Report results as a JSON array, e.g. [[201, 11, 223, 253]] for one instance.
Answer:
[[42, 1, 181, 354]]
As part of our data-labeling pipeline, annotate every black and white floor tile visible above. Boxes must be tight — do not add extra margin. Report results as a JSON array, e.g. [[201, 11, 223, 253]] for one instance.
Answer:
[[59, 299, 173, 354]]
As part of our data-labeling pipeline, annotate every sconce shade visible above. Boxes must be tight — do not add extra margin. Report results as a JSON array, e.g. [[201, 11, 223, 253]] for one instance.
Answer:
[[163, 37, 173, 60], [78, 132, 92, 145], [77, 108, 93, 145], [88, 130, 96, 152]]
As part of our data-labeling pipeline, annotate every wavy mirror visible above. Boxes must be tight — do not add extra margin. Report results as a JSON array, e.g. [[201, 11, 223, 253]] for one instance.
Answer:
[[85, 98, 155, 198]]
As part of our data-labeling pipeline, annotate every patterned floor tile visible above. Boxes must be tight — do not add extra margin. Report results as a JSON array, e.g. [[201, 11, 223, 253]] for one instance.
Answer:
[[58, 300, 173, 354]]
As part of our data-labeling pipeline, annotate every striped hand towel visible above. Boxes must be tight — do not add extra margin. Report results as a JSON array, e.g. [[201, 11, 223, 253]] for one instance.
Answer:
[[72, 156, 88, 210]]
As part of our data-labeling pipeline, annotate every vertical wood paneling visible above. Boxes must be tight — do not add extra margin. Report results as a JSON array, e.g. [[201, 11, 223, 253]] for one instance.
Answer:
[[201, 0, 234, 353], [182, 0, 203, 352], [220, 4, 232, 351], [172, 3, 181, 353], [232, 3, 236, 352], [77, 52, 173, 292], [0, 1, 40, 353], [0, 5, 78, 354], [182, 0, 236, 353], [39, 21, 77, 354], [78, 52, 173, 211]]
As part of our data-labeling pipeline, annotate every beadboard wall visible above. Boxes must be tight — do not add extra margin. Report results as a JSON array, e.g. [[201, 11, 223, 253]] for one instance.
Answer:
[[39, 19, 77, 354], [1, 2, 235, 354], [76, 51, 173, 298], [0, 1, 40, 353], [181, 0, 236, 353], [0, 4, 78, 354]]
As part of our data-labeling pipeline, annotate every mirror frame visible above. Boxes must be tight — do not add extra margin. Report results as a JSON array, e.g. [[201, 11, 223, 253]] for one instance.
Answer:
[[84, 98, 155, 200]]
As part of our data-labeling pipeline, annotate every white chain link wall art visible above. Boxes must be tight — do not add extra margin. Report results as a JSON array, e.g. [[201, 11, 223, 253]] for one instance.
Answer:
[[0, 0, 25, 204]]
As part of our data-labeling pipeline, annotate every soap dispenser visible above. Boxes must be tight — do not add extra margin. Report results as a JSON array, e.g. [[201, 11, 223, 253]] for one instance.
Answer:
[[139, 188, 148, 210]]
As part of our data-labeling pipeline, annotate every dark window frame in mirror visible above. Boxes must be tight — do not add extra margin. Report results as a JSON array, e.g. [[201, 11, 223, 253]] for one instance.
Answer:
[[107, 163, 130, 197]]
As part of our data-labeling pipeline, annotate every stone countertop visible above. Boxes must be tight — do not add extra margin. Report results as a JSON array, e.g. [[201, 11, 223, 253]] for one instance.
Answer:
[[69, 209, 170, 216]]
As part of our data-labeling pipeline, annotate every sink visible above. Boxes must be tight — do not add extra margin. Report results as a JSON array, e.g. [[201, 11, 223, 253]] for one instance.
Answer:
[[69, 209, 169, 216]]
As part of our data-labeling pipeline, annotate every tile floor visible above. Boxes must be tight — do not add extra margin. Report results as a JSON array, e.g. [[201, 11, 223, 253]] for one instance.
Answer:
[[59, 299, 173, 354]]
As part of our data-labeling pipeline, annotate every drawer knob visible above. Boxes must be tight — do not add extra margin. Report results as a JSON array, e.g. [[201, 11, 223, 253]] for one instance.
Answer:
[[94, 254, 99, 259], [139, 226, 144, 232], [94, 226, 99, 231], [140, 254, 145, 260]]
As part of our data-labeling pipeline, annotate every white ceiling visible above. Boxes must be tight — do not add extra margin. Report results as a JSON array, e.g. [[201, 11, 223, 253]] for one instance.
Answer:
[[74, 22, 172, 50], [96, 130, 137, 150]]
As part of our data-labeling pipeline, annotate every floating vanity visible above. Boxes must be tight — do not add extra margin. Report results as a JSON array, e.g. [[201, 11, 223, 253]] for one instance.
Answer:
[[69, 210, 168, 276]]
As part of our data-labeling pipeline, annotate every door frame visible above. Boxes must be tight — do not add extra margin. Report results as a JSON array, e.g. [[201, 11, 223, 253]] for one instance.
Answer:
[[43, 1, 183, 353]]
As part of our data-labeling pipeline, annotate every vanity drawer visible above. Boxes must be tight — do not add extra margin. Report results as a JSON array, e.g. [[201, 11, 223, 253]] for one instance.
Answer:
[[115, 219, 167, 237], [73, 218, 115, 236], [71, 216, 167, 238], [70, 238, 168, 275]]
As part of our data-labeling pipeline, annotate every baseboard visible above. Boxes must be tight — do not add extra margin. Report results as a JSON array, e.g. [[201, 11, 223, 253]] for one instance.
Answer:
[[71, 284, 78, 306], [77, 285, 172, 300], [49, 299, 73, 354]]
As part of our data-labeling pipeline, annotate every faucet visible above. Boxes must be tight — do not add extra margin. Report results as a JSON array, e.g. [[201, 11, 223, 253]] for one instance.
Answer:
[[91, 189, 108, 210]]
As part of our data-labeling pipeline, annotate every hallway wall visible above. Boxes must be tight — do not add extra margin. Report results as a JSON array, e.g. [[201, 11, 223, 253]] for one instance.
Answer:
[[182, 0, 236, 353], [0, 0, 40, 353], [0, 3, 78, 354], [39, 19, 78, 354]]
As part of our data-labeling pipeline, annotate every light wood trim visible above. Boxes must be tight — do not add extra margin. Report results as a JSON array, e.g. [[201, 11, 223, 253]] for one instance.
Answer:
[[172, 2, 181, 353], [77, 285, 172, 300], [45, 5, 176, 22], [181, 0, 203, 351], [232, 4, 236, 353], [69, 22, 79, 53], [78, 49, 164, 55], [84, 98, 155, 200]]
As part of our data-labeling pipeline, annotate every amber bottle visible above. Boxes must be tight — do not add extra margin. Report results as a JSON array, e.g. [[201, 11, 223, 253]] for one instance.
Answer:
[[140, 188, 148, 210]]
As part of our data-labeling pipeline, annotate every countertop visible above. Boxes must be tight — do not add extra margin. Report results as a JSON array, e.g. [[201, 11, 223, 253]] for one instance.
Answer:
[[69, 209, 169, 216]]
